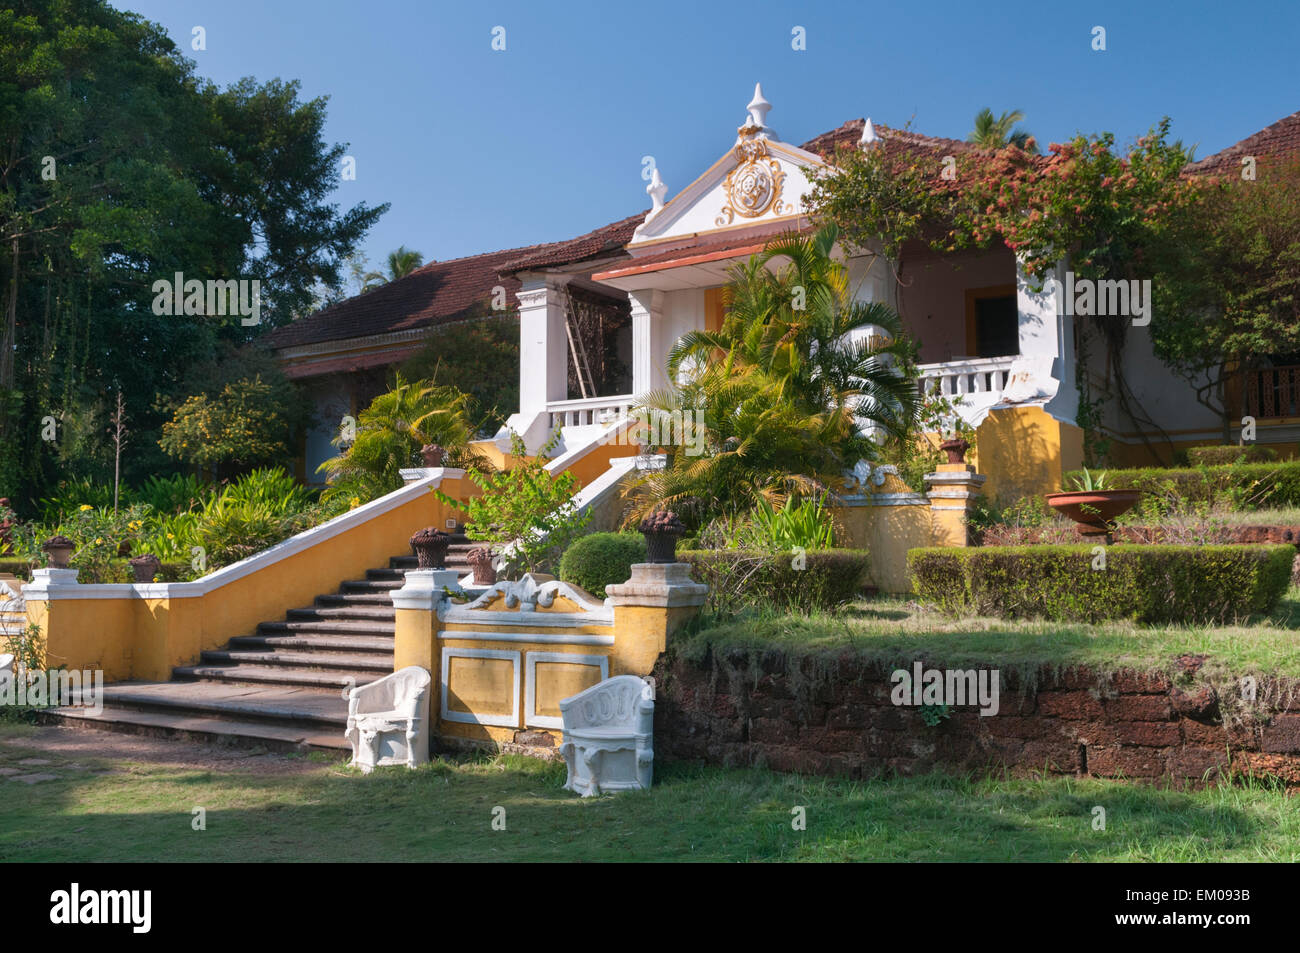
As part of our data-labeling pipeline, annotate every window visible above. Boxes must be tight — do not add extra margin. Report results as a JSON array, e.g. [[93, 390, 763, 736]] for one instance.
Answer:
[[966, 286, 1019, 358]]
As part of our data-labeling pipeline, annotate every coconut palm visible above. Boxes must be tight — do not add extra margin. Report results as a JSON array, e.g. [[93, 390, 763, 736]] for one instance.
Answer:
[[362, 245, 425, 289], [622, 223, 921, 527], [968, 107, 1036, 152]]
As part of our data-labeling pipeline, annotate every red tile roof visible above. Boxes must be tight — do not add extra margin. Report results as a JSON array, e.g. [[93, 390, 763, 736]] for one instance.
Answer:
[[1185, 110, 1300, 177], [500, 211, 647, 272], [266, 242, 565, 351], [282, 348, 423, 380], [264, 116, 1062, 357]]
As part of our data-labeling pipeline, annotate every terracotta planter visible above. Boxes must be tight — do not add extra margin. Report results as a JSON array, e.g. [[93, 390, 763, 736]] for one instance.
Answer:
[[129, 553, 162, 583], [467, 546, 497, 585], [410, 527, 450, 570], [420, 444, 446, 467], [639, 511, 686, 564], [41, 535, 75, 569], [1045, 490, 1142, 536], [939, 437, 970, 465]]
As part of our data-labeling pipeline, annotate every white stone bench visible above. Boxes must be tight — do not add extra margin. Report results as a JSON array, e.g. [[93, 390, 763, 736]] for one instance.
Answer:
[[559, 675, 654, 797], [345, 666, 431, 773]]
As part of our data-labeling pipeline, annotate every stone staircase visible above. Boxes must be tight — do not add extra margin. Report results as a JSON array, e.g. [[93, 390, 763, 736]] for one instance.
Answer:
[[43, 533, 480, 753]]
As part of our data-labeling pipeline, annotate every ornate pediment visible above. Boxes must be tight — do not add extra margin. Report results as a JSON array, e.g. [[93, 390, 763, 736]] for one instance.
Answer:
[[629, 84, 824, 248]]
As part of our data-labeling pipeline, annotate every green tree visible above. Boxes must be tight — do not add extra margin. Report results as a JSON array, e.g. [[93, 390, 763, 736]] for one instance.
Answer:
[[362, 245, 424, 288], [1150, 159, 1300, 440], [436, 432, 589, 576], [0, 0, 386, 513], [158, 377, 292, 475], [968, 108, 1036, 152], [400, 311, 520, 434]]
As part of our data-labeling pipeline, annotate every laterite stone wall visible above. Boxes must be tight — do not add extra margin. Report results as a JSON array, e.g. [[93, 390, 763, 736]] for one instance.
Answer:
[[653, 651, 1300, 785]]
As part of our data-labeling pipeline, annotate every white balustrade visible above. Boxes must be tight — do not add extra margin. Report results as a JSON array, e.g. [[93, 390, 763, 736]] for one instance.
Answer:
[[917, 355, 1018, 401], [546, 394, 636, 430]]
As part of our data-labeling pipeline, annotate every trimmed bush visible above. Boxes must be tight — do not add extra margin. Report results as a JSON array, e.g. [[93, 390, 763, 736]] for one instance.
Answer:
[[1186, 445, 1277, 467], [678, 548, 870, 613], [558, 532, 646, 599], [1065, 461, 1300, 511], [908, 544, 1294, 624]]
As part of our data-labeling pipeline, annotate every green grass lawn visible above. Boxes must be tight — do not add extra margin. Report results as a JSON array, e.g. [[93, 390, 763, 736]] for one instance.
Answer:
[[1, 725, 1298, 862], [674, 587, 1300, 686]]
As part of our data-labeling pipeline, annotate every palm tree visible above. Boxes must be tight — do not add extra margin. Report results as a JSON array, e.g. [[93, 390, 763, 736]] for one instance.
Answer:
[[317, 373, 484, 499], [362, 245, 425, 289], [622, 223, 921, 526], [968, 108, 1036, 152]]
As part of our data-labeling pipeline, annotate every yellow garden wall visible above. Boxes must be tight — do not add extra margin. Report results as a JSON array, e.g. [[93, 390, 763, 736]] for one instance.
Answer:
[[393, 565, 704, 751], [30, 472, 479, 681]]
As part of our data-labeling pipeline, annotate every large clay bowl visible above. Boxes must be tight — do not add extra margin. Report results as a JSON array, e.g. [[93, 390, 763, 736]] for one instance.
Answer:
[[1045, 490, 1142, 535]]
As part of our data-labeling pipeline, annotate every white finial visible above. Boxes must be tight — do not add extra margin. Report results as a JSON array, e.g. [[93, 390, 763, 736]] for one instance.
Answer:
[[859, 118, 881, 146], [746, 82, 772, 130], [646, 167, 667, 214]]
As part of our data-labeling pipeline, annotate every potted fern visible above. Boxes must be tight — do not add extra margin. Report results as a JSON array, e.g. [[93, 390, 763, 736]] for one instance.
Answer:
[[1044, 468, 1141, 537]]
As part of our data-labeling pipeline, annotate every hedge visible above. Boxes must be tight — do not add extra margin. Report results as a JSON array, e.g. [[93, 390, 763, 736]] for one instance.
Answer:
[[1064, 461, 1300, 510], [558, 532, 647, 599], [908, 544, 1294, 624], [677, 548, 870, 613], [1185, 445, 1277, 467]]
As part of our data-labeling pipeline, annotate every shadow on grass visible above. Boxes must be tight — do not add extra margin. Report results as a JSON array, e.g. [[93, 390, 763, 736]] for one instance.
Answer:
[[0, 737, 1282, 863]]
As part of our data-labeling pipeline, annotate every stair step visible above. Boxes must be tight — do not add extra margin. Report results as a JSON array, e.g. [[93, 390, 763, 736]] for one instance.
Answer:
[[258, 620, 395, 636], [340, 579, 404, 593], [41, 706, 349, 752], [229, 634, 394, 653], [70, 682, 351, 728], [286, 605, 395, 622], [173, 664, 378, 690], [316, 592, 394, 608], [200, 649, 393, 671]]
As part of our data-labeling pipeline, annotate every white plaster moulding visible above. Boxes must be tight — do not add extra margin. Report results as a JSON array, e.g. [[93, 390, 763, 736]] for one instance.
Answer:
[[438, 605, 615, 627], [440, 629, 615, 646], [839, 493, 930, 507], [23, 469, 465, 603]]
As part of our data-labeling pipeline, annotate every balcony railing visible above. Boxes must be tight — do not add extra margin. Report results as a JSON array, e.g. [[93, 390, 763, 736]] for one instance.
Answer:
[[916, 355, 1018, 400], [1244, 365, 1300, 420], [547, 394, 636, 430]]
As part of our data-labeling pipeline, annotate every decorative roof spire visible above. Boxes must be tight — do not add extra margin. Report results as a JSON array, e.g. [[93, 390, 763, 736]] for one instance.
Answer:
[[746, 83, 772, 130], [859, 117, 881, 147], [646, 167, 668, 214]]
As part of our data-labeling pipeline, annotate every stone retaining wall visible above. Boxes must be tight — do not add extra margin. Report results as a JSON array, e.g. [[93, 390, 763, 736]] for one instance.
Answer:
[[653, 650, 1300, 785]]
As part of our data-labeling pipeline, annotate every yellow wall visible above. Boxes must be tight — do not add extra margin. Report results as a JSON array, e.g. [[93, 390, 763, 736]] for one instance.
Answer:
[[33, 475, 478, 681], [392, 578, 698, 750], [971, 406, 1084, 503]]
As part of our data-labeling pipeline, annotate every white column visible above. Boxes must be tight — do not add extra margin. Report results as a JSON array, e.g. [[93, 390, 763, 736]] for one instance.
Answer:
[[629, 289, 665, 397], [517, 277, 570, 415]]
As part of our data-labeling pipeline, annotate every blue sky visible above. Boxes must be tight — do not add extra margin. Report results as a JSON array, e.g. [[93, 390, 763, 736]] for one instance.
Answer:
[[117, 0, 1300, 272]]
